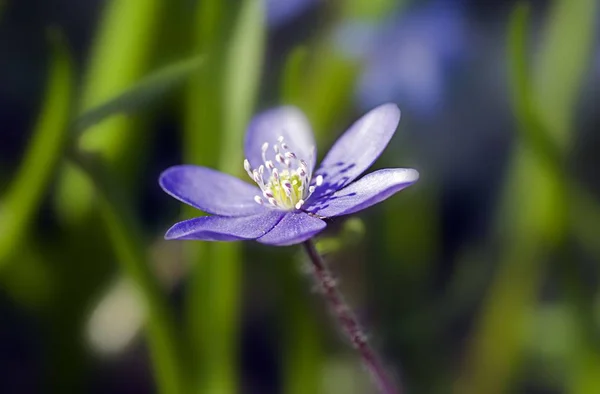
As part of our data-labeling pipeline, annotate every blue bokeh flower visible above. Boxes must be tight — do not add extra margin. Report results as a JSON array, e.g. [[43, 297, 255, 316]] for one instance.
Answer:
[[338, 1, 469, 116], [160, 104, 419, 246], [266, 0, 316, 27]]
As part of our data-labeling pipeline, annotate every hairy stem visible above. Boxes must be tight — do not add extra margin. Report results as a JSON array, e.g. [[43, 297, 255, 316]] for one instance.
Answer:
[[302, 240, 401, 394]]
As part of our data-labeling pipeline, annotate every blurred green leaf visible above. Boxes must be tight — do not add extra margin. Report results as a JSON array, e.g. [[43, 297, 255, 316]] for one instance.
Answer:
[[74, 56, 204, 132], [281, 46, 309, 104], [299, 48, 360, 144], [279, 255, 322, 394], [220, 0, 265, 171], [183, 0, 227, 390], [571, 188, 600, 259], [0, 30, 73, 269], [55, 0, 162, 224], [507, 3, 562, 171], [186, 1, 265, 393], [344, 0, 402, 20], [456, 5, 568, 394], [73, 153, 184, 394], [533, 0, 597, 146]]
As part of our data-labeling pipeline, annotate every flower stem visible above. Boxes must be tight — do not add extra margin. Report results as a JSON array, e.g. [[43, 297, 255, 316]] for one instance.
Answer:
[[302, 240, 401, 394]]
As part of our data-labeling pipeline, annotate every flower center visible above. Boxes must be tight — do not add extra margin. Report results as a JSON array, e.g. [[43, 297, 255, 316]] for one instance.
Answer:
[[244, 136, 322, 211]]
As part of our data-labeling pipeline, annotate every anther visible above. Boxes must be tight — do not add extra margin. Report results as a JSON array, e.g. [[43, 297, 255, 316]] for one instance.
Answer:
[[261, 142, 269, 152], [285, 152, 296, 159], [309, 185, 316, 193], [254, 196, 263, 205], [244, 159, 251, 172], [253, 170, 262, 184], [315, 175, 323, 186], [268, 197, 278, 207], [266, 160, 275, 170], [275, 153, 285, 164], [295, 199, 305, 210]]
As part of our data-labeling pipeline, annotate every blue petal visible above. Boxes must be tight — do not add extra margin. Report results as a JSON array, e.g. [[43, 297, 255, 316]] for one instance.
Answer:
[[309, 103, 401, 201], [165, 210, 285, 241], [267, 0, 316, 27], [257, 211, 326, 246], [159, 165, 265, 217], [244, 106, 316, 172], [310, 168, 419, 217]]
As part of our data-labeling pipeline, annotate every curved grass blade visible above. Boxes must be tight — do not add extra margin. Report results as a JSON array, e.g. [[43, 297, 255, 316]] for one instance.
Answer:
[[74, 56, 204, 132], [507, 3, 562, 171], [533, 0, 597, 146], [72, 152, 185, 394], [0, 29, 73, 269]]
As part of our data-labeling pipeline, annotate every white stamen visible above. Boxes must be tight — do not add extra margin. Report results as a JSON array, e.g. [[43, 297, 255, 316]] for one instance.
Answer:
[[243, 137, 319, 212], [253, 170, 262, 184]]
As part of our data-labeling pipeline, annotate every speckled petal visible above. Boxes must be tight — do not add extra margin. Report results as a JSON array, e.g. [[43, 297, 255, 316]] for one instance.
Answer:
[[309, 103, 401, 201], [310, 168, 419, 217]]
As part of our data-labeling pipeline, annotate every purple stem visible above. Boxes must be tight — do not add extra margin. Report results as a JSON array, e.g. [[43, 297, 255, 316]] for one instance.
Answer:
[[302, 240, 401, 394]]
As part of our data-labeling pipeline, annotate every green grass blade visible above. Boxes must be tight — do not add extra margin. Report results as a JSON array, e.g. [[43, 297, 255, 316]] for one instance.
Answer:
[[455, 5, 567, 393], [533, 0, 598, 146], [73, 154, 184, 394], [54, 0, 162, 224], [507, 3, 562, 170], [199, 2, 265, 393], [280, 46, 309, 104], [182, 0, 227, 390], [280, 258, 322, 394], [74, 56, 204, 132], [220, 0, 265, 171], [0, 30, 73, 268]]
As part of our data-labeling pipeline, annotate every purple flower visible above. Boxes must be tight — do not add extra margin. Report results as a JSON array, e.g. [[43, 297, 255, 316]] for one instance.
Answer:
[[159, 104, 419, 246], [337, 1, 469, 116]]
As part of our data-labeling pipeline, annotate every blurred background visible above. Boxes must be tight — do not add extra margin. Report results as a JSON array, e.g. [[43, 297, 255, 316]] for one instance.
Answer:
[[0, 0, 599, 393]]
